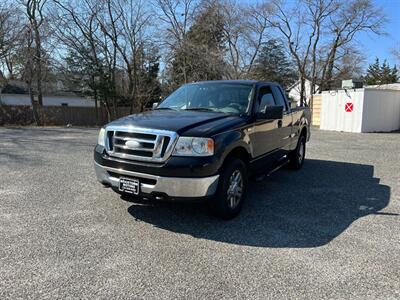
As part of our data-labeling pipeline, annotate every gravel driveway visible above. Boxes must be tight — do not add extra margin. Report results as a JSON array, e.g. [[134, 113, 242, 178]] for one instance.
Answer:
[[0, 127, 399, 299]]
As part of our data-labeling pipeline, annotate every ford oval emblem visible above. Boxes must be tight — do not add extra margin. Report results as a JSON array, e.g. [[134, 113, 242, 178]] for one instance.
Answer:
[[125, 140, 141, 149]]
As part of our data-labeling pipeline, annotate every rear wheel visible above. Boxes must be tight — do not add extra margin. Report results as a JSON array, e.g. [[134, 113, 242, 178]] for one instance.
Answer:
[[213, 158, 248, 219], [289, 135, 306, 170]]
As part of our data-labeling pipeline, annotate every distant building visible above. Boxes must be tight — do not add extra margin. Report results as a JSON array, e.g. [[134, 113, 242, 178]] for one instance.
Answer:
[[0, 94, 95, 107], [0, 79, 95, 107], [288, 79, 318, 103], [342, 79, 364, 89]]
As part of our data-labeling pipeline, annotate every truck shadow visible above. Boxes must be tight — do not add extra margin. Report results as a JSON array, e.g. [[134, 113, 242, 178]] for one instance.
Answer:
[[126, 159, 393, 248]]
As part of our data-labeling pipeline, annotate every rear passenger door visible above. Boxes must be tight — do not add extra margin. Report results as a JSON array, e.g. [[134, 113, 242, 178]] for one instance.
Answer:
[[271, 85, 293, 154]]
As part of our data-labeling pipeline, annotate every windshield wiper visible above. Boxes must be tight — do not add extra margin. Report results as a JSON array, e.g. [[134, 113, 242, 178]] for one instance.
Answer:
[[184, 108, 215, 112]]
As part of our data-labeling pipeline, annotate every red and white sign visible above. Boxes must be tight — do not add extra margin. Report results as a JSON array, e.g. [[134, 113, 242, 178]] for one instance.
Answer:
[[345, 103, 353, 112]]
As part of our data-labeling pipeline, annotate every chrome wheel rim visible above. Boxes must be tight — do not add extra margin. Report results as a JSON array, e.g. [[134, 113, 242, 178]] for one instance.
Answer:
[[227, 170, 243, 209], [298, 141, 305, 164]]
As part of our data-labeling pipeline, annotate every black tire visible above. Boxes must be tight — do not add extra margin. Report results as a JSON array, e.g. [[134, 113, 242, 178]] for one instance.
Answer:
[[289, 135, 306, 170], [212, 158, 248, 219]]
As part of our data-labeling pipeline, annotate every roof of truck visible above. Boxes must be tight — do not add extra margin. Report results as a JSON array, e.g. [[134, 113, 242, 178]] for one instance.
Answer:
[[191, 80, 279, 86]]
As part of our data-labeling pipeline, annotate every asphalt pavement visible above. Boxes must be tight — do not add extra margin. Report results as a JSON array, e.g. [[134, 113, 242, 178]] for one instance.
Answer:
[[0, 127, 399, 299]]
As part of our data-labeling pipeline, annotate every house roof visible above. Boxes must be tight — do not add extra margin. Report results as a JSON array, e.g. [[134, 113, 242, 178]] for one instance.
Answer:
[[287, 78, 318, 91]]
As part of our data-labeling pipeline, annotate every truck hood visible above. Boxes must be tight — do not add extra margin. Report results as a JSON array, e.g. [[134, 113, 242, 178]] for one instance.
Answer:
[[106, 110, 245, 136]]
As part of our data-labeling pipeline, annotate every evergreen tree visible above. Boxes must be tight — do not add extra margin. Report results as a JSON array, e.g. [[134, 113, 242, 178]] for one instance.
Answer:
[[365, 58, 399, 85], [168, 3, 226, 87], [136, 45, 162, 110], [250, 39, 297, 89], [64, 47, 112, 98]]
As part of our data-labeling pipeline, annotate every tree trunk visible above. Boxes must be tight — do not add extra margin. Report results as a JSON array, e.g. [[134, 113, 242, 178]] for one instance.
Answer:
[[112, 97, 117, 120], [130, 53, 138, 114], [130, 92, 136, 114], [127, 68, 134, 114], [320, 34, 341, 92], [309, 76, 317, 123], [309, 93, 314, 124], [324, 49, 337, 91], [104, 98, 112, 122], [29, 83, 41, 125], [299, 76, 306, 106], [94, 89, 99, 126], [33, 21, 43, 106], [129, 70, 137, 114]]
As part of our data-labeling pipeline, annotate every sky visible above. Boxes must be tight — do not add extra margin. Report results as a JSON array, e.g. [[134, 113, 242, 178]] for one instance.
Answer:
[[358, 0, 400, 66], [244, 0, 400, 68]]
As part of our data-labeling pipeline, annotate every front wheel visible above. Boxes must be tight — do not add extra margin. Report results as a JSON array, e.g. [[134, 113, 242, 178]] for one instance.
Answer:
[[289, 135, 306, 170], [213, 158, 248, 219]]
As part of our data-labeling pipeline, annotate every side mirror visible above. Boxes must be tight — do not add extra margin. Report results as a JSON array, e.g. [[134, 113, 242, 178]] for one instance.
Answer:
[[152, 102, 159, 110], [257, 105, 283, 120]]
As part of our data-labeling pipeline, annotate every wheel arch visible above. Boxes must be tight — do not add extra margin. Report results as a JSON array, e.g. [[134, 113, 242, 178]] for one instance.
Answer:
[[298, 115, 310, 141], [223, 146, 251, 165], [300, 125, 308, 139]]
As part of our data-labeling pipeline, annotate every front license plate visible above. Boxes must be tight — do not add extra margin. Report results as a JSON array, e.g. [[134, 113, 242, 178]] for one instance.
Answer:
[[119, 177, 140, 195]]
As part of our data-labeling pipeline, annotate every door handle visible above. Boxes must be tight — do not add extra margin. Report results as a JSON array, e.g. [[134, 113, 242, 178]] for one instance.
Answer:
[[277, 120, 282, 128]]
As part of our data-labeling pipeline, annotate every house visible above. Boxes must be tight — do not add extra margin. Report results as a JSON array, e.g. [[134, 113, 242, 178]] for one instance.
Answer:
[[0, 80, 95, 107], [0, 94, 95, 107], [288, 79, 318, 104]]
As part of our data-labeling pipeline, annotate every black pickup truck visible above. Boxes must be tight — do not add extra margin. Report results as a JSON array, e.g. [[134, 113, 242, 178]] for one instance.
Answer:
[[94, 80, 310, 219]]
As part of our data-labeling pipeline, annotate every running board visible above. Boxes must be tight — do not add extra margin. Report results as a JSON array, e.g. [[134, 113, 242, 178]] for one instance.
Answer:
[[267, 159, 289, 176], [254, 157, 290, 181]]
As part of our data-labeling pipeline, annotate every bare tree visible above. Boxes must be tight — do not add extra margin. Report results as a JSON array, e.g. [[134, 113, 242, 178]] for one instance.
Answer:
[[52, 0, 118, 121], [315, 43, 365, 87], [218, 1, 272, 79], [0, 0, 388, 126], [98, 0, 153, 113], [318, 0, 386, 91], [0, 1, 43, 124], [0, 2, 25, 91], [22, 0, 47, 106], [24, 27, 41, 124], [267, 0, 337, 105], [154, 0, 197, 83], [267, 0, 384, 106]]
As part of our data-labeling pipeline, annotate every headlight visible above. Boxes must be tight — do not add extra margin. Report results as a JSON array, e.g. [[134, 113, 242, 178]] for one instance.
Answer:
[[98, 128, 106, 146], [173, 137, 214, 156]]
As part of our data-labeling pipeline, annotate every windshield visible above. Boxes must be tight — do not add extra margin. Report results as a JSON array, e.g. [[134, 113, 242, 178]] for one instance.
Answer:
[[158, 83, 254, 114]]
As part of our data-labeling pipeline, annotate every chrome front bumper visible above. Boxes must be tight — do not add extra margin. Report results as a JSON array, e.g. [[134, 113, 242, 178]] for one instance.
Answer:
[[94, 161, 219, 198]]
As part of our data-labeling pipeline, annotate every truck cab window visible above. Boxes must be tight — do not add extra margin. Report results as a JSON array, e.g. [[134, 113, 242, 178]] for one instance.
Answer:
[[258, 86, 276, 112], [272, 86, 287, 112]]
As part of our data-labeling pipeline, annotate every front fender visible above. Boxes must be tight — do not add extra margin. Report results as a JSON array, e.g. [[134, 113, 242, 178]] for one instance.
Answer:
[[213, 128, 252, 170]]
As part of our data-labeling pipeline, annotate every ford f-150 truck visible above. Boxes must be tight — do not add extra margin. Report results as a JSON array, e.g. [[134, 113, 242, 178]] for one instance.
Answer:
[[94, 80, 310, 219]]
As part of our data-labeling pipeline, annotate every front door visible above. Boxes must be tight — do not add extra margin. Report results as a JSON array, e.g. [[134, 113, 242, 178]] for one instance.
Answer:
[[251, 85, 281, 168]]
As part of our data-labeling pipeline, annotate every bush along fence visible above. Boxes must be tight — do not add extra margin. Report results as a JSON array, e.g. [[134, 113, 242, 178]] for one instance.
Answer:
[[0, 105, 133, 126]]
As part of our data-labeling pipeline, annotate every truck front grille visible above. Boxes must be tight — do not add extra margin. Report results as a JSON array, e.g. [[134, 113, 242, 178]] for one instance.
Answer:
[[105, 126, 178, 162]]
